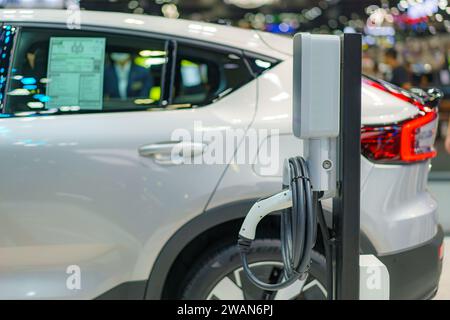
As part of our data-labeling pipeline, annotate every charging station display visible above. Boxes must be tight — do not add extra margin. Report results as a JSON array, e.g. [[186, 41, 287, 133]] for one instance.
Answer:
[[46, 37, 106, 110]]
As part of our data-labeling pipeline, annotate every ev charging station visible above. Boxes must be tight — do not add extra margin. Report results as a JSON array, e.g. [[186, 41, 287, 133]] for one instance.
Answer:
[[239, 33, 390, 300]]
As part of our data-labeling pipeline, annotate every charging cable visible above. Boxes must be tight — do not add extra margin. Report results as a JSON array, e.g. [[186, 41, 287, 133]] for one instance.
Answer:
[[238, 156, 318, 291]]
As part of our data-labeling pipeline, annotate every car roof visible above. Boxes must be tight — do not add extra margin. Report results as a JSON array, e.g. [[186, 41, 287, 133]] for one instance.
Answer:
[[0, 9, 290, 59]]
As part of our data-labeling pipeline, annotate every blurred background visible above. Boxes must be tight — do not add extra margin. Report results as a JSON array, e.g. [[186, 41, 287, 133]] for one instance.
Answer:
[[1, 0, 450, 299], [1, 0, 450, 231]]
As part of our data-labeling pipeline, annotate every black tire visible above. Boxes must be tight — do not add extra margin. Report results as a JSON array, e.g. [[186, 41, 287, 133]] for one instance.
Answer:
[[182, 239, 327, 300]]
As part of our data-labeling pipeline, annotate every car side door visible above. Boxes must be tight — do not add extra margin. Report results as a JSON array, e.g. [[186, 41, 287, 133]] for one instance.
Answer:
[[0, 24, 257, 299]]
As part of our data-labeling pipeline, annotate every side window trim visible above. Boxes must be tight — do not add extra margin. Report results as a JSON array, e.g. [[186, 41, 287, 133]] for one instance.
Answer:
[[243, 51, 279, 65], [162, 40, 177, 106], [11, 21, 275, 64], [0, 24, 19, 114]]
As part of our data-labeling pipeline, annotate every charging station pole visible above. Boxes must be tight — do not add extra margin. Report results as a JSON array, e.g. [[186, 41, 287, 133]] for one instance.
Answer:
[[332, 33, 362, 300], [239, 32, 372, 300]]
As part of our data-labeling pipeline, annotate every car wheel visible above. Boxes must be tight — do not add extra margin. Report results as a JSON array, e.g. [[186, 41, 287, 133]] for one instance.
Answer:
[[181, 239, 327, 300]]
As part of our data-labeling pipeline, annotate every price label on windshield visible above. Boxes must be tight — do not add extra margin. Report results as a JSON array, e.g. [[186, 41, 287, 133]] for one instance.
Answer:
[[46, 37, 106, 110]]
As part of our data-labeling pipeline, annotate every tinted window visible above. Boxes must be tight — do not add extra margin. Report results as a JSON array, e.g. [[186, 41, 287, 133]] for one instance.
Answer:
[[172, 45, 253, 107], [246, 56, 277, 76], [6, 28, 167, 114]]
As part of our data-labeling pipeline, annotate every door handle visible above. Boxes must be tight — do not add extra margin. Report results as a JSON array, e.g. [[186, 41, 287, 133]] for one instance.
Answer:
[[138, 142, 179, 157], [138, 141, 207, 163]]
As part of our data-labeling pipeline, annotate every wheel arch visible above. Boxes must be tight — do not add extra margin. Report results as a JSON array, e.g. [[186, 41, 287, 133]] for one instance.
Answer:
[[143, 199, 378, 299], [144, 198, 261, 299], [96, 199, 376, 299]]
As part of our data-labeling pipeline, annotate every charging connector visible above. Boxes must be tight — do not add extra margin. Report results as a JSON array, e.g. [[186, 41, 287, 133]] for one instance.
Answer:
[[238, 157, 317, 291]]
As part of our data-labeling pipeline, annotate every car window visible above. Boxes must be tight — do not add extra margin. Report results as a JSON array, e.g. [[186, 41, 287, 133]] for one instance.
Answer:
[[172, 44, 253, 107], [5, 27, 167, 114], [246, 56, 277, 76]]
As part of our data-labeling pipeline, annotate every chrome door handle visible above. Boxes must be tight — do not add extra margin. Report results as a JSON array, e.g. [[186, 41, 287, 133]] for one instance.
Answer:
[[138, 141, 207, 163], [138, 142, 179, 157]]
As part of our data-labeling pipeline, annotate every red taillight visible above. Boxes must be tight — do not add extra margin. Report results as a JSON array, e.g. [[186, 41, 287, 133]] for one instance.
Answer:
[[361, 111, 438, 163], [362, 77, 438, 164], [361, 125, 401, 162], [400, 112, 438, 162]]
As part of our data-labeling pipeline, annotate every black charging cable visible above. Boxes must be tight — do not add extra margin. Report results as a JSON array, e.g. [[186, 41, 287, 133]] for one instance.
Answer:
[[238, 156, 318, 291]]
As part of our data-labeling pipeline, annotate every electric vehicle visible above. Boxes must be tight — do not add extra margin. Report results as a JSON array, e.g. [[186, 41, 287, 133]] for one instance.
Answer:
[[0, 10, 443, 300]]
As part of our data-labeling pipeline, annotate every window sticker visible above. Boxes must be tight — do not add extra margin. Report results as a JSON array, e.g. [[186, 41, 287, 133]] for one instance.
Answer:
[[46, 37, 106, 110]]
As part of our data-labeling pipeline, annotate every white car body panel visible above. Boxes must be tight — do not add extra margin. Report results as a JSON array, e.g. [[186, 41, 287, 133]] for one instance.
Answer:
[[361, 84, 419, 125], [0, 10, 438, 298], [0, 79, 257, 298], [361, 161, 438, 253]]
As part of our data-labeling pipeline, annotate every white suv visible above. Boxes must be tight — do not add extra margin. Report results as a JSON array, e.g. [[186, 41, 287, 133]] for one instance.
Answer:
[[0, 10, 443, 300]]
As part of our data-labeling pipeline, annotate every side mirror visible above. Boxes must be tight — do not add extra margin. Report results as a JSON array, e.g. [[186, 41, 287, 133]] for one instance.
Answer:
[[425, 88, 443, 109], [410, 87, 443, 109]]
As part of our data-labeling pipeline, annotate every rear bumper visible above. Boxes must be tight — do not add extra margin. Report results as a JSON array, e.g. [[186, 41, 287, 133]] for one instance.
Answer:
[[376, 225, 444, 300], [361, 160, 438, 255]]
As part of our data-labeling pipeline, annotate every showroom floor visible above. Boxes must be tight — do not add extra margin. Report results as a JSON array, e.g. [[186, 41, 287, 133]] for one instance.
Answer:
[[435, 237, 450, 299]]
